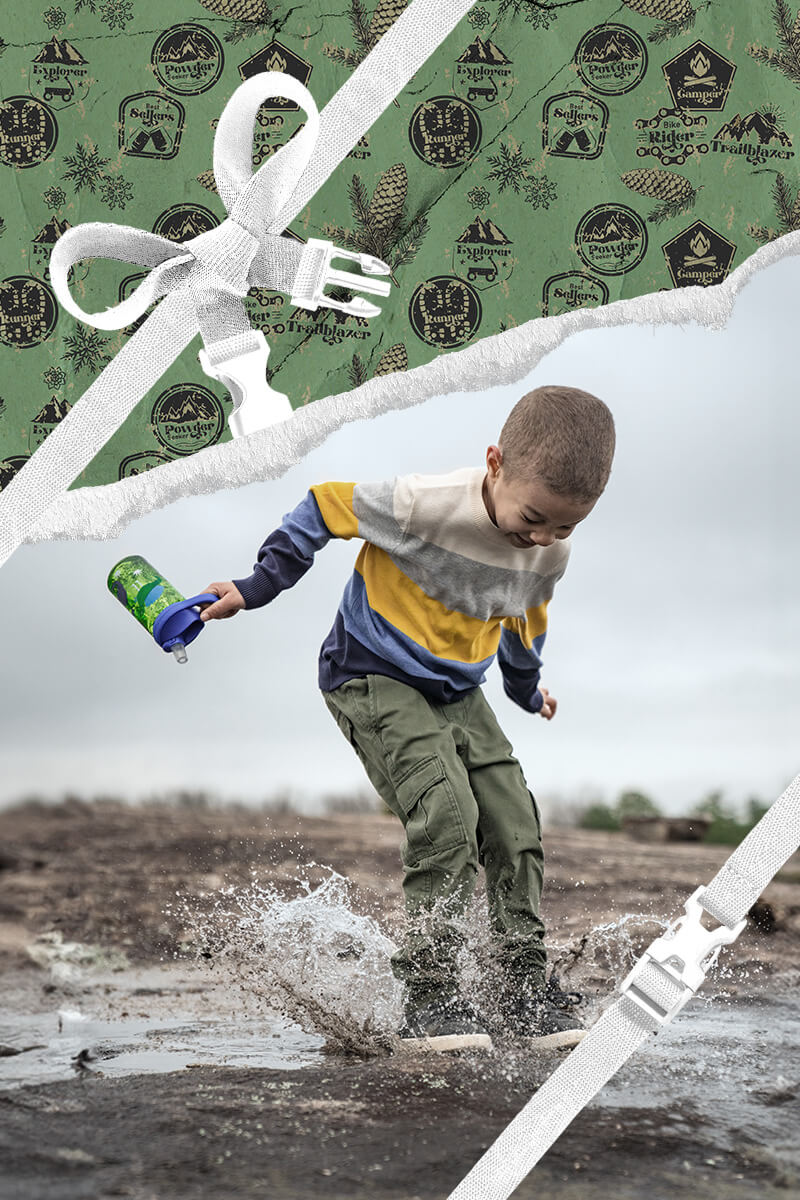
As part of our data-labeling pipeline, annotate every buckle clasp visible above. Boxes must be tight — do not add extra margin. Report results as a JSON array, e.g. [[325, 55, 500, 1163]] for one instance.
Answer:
[[290, 237, 391, 318]]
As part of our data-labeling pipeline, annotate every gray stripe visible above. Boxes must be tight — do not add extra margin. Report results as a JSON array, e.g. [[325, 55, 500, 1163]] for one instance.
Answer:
[[352, 478, 404, 552]]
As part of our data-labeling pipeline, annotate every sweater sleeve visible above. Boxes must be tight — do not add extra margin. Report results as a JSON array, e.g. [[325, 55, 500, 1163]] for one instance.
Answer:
[[232, 483, 358, 609], [497, 615, 548, 714]]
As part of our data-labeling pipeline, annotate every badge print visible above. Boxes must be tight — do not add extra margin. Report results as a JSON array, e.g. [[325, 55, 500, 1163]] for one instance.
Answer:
[[151, 24, 224, 96], [0, 456, 30, 492], [662, 221, 736, 286], [31, 35, 91, 108], [454, 34, 515, 108], [542, 271, 609, 317], [28, 395, 71, 453], [710, 108, 794, 166], [574, 24, 648, 96], [635, 107, 709, 166], [408, 275, 482, 346], [152, 205, 220, 242], [119, 93, 186, 159], [575, 204, 648, 275], [31, 215, 70, 278], [663, 41, 736, 110], [238, 40, 312, 108], [150, 384, 225, 455], [409, 97, 482, 168], [0, 97, 59, 168], [543, 92, 609, 159], [0, 276, 58, 348], [118, 451, 172, 480], [454, 215, 514, 288]]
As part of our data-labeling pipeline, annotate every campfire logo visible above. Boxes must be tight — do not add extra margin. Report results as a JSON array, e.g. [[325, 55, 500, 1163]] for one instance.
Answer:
[[0, 97, 58, 169], [0, 456, 30, 493], [409, 98, 482, 168], [30, 35, 90, 108], [663, 41, 735, 111], [118, 451, 172, 480], [662, 221, 736, 287], [150, 383, 225, 456], [28, 395, 71, 453], [152, 204, 220, 243], [454, 34, 514, 108], [453, 215, 514, 289], [408, 276, 482, 347], [575, 204, 647, 275], [0, 275, 58, 348], [31, 215, 70, 278], [120, 93, 185, 160], [574, 25, 647, 96], [152, 24, 224, 96], [634, 106, 709, 166], [238, 40, 312, 110], [543, 92, 609, 160], [711, 109, 794, 166], [541, 271, 608, 317]]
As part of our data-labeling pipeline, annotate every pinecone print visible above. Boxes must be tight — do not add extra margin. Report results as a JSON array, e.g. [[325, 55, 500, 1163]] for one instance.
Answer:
[[373, 343, 408, 376], [197, 168, 217, 194], [368, 163, 407, 234], [367, 0, 408, 43], [196, 0, 271, 19], [620, 0, 696, 42], [621, 167, 699, 223]]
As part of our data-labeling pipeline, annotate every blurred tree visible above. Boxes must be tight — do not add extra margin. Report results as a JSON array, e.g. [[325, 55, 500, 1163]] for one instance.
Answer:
[[578, 802, 621, 831], [615, 790, 661, 820]]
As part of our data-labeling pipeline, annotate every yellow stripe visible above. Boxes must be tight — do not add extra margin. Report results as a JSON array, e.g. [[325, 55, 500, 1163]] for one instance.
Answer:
[[309, 481, 359, 539], [355, 545, 502, 663], [502, 602, 549, 650]]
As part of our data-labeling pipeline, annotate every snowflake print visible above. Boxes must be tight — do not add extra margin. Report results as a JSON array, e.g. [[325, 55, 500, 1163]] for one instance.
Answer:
[[99, 0, 134, 31], [62, 326, 112, 375], [43, 366, 68, 389], [62, 141, 110, 194], [524, 174, 558, 210], [43, 185, 67, 211], [468, 7, 491, 29], [467, 186, 491, 210], [100, 175, 134, 211], [486, 141, 534, 193], [43, 6, 67, 29], [75, 0, 97, 11]]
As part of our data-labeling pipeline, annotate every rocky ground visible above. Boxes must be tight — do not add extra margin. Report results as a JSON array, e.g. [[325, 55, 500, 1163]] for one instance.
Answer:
[[0, 798, 798, 1200]]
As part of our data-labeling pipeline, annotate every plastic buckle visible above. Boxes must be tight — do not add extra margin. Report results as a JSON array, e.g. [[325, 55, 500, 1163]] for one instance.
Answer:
[[290, 237, 391, 318], [620, 886, 747, 1026], [198, 330, 293, 438]]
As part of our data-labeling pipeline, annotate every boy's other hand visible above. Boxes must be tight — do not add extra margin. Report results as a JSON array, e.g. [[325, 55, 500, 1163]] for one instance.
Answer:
[[538, 687, 557, 720], [199, 582, 245, 621]]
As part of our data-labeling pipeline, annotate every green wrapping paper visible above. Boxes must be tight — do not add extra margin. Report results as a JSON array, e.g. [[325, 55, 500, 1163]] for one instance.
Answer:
[[0, 0, 798, 496]]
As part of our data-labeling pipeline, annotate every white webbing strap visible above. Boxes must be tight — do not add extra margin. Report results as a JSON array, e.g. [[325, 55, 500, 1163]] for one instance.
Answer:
[[0, 0, 476, 571], [447, 773, 800, 1200]]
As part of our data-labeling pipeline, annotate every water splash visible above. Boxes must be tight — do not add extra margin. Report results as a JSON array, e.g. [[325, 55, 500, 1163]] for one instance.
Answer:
[[172, 868, 404, 1058]]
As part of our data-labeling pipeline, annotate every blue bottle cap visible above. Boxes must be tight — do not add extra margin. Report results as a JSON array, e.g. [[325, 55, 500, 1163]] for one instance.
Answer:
[[152, 593, 218, 655]]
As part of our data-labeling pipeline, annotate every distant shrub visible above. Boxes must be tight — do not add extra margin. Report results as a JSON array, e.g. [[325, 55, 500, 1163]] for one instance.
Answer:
[[578, 802, 621, 831]]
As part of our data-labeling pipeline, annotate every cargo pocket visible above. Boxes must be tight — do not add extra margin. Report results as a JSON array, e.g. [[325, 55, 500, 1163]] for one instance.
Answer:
[[394, 754, 468, 868]]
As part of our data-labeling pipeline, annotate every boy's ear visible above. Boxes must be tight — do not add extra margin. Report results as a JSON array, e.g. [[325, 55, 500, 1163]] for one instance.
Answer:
[[486, 444, 503, 475]]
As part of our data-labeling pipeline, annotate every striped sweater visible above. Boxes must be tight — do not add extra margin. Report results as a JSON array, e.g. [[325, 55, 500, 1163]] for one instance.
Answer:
[[233, 467, 571, 713]]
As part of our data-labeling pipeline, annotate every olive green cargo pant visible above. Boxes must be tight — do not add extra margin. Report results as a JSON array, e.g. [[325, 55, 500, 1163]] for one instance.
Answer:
[[322, 674, 547, 1008]]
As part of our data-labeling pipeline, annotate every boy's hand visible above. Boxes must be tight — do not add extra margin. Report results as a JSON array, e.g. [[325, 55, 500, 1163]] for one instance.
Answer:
[[199, 582, 245, 621], [538, 687, 557, 720]]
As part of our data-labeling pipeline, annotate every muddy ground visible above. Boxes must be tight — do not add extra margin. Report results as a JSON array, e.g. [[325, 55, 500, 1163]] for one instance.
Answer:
[[0, 798, 798, 1200]]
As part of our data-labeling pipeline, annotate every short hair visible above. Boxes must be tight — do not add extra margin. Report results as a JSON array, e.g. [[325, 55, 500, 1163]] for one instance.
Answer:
[[498, 385, 615, 502]]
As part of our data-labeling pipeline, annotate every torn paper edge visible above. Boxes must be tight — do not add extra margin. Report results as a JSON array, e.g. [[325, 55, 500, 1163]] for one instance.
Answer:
[[21, 231, 800, 547]]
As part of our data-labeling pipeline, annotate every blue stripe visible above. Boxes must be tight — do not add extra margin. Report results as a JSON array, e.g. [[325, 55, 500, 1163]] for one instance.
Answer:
[[497, 626, 546, 712], [280, 491, 333, 557]]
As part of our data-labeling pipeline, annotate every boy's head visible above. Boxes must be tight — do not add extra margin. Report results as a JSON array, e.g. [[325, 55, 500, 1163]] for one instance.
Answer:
[[483, 385, 615, 550]]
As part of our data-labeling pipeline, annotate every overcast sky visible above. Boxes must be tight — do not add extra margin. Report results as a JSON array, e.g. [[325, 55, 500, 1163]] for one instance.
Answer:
[[1, 256, 798, 820]]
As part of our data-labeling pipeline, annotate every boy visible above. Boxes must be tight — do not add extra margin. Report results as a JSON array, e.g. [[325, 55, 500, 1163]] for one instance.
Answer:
[[199, 385, 615, 1051]]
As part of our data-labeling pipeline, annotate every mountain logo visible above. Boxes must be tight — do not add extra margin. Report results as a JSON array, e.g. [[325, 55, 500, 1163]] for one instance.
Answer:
[[409, 97, 482, 168], [120, 93, 185, 160], [31, 215, 71, 277], [455, 35, 514, 107], [152, 24, 224, 96], [663, 41, 736, 112], [662, 221, 735, 287], [409, 276, 482, 348], [239, 40, 312, 111], [575, 204, 647, 275], [31, 35, 90, 107], [711, 109, 793, 165], [0, 275, 58, 348], [152, 205, 220, 243], [542, 271, 609, 317], [29, 395, 71, 453], [0, 97, 58, 169], [457, 216, 512, 245], [454, 217, 514, 288], [543, 92, 609, 160], [575, 25, 647, 96], [151, 383, 225, 456], [0, 456, 30, 493]]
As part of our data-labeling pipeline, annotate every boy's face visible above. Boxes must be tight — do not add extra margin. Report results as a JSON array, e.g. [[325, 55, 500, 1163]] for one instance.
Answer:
[[482, 445, 596, 550]]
